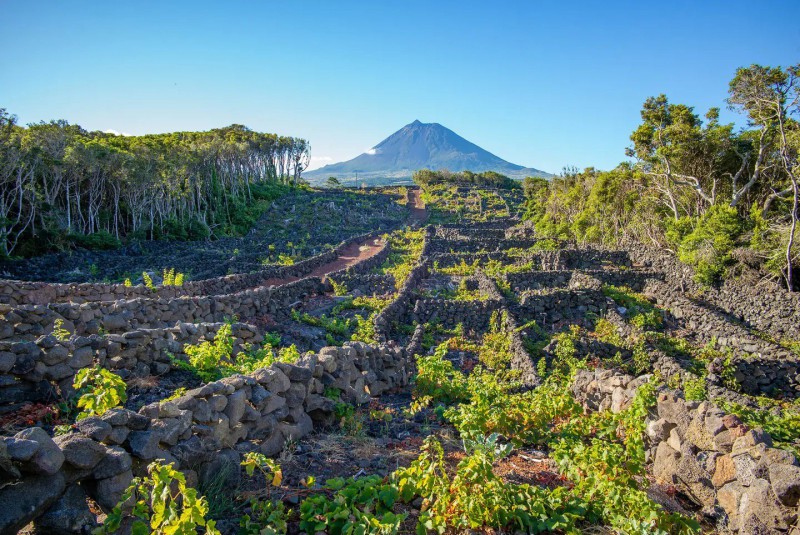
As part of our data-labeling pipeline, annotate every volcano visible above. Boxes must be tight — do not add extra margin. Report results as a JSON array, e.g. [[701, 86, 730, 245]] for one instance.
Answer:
[[304, 120, 551, 185]]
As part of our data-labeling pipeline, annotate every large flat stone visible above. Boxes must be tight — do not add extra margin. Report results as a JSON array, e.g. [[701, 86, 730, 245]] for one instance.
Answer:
[[0, 472, 66, 533]]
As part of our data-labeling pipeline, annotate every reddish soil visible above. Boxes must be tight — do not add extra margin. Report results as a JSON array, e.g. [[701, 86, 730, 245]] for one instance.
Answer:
[[260, 237, 385, 286], [260, 189, 427, 287], [409, 188, 428, 225]]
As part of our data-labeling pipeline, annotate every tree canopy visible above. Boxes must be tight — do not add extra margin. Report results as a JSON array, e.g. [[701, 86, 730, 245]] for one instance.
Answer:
[[0, 111, 309, 256], [412, 169, 520, 189], [527, 63, 800, 290]]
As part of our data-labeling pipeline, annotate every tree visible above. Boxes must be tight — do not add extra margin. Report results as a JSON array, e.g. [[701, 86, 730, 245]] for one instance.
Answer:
[[729, 64, 800, 290], [628, 96, 749, 218], [0, 107, 310, 257], [325, 176, 342, 189]]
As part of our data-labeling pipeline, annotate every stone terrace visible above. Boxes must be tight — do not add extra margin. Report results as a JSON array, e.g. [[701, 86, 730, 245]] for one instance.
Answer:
[[1, 215, 799, 533]]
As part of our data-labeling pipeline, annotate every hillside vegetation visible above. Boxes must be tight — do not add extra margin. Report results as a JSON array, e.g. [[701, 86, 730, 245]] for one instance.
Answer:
[[0, 111, 309, 257], [523, 64, 799, 291], [1, 63, 799, 535]]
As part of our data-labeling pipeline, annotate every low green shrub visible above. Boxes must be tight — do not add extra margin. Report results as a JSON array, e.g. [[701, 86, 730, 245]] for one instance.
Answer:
[[98, 461, 219, 534], [73, 367, 126, 420], [299, 475, 405, 534]]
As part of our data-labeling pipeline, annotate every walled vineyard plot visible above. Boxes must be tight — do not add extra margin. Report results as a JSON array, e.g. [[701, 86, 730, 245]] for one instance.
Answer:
[[0, 189, 408, 284], [421, 185, 525, 224], [1, 197, 799, 533]]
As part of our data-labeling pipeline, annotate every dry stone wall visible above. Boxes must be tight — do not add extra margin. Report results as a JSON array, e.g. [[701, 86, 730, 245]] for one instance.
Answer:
[[0, 322, 263, 410], [0, 342, 410, 532], [426, 237, 544, 254], [571, 368, 800, 534], [628, 244, 800, 340], [0, 276, 327, 341], [0, 232, 379, 307]]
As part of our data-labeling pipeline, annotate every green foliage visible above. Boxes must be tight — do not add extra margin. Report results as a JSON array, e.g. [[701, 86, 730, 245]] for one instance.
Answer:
[[97, 461, 219, 535], [474, 310, 512, 369], [436, 258, 479, 276], [351, 313, 378, 345], [175, 326, 297, 380], [240, 499, 288, 535], [445, 371, 582, 447], [394, 435, 586, 534], [241, 452, 283, 488], [325, 176, 342, 189], [142, 271, 155, 290], [70, 230, 121, 251], [277, 344, 300, 364], [593, 318, 624, 346], [298, 475, 405, 534], [52, 318, 71, 341], [330, 278, 348, 296], [182, 324, 234, 381], [231, 345, 278, 375], [676, 204, 746, 285], [73, 367, 126, 420], [719, 400, 800, 455], [602, 285, 663, 331], [548, 326, 586, 382], [276, 253, 295, 265], [334, 401, 365, 436], [378, 228, 424, 289], [293, 309, 354, 338], [413, 169, 520, 189], [263, 332, 282, 348], [163, 387, 187, 402], [683, 375, 707, 401], [413, 342, 468, 405], [161, 268, 185, 286]]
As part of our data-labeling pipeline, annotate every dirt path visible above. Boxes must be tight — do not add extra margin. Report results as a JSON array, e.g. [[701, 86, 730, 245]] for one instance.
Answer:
[[262, 189, 428, 287], [409, 188, 428, 225], [261, 237, 385, 286]]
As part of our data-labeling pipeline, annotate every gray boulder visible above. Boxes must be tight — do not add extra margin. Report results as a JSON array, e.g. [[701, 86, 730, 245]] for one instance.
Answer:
[[0, 472, 66, 533], [15, 427, 64, 475], [33, 484, 96, 534]]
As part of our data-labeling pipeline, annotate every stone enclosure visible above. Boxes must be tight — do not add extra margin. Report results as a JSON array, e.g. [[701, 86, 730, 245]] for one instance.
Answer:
[[1, 211, 799, 533]]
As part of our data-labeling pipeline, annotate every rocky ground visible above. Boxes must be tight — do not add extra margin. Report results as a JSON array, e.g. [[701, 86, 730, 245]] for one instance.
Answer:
[[0, 188, 408, 283], [1, 187, 799, 534]]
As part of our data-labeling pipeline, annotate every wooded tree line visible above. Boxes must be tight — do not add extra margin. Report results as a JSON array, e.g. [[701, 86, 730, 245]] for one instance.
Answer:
[[0, 110, 310, 257], [413, 169, 521, 189], [524, 64, 800, 291]]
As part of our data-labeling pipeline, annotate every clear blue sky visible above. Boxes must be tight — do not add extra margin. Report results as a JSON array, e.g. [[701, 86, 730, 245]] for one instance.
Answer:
[[2, 1, 799, 174]]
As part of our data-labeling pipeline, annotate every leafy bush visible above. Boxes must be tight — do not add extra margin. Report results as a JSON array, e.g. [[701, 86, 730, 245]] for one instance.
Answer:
[[395, 435, 586, 534], [413, 342, 468, 405], [676, 204, 746, 285], [182, 324, 234, 381], [98, 461, 219, 534], [351, 313, 378, 344], [299, 475, 405, 534], [240, 499, 288, 535], [161, 268, 185, 286], [142, 271, 155, 290], [445, 372, 581, 446], [683, 375, 707, 401], [73, 367, 126, 420], [330, 278, 348, 296], [52, 318, 71, 341], [69, 230, 121, 250]]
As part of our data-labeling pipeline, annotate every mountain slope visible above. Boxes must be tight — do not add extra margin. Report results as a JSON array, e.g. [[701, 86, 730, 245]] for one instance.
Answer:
[[305, 120, 551, 184]]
